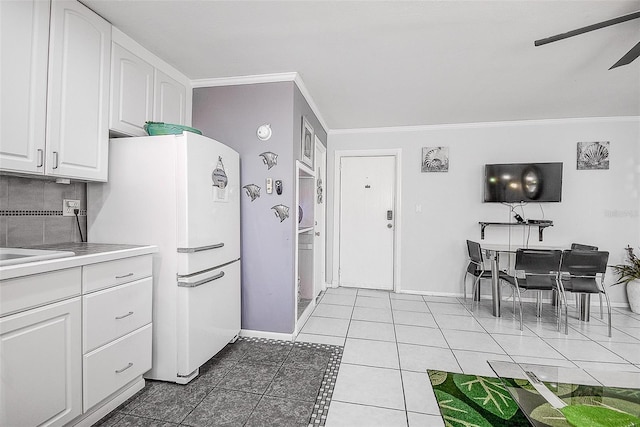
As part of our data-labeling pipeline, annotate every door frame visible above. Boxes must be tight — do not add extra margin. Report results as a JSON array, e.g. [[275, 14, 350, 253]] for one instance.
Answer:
[[314, 136, 327, 295], [332, 149, 402, 292]]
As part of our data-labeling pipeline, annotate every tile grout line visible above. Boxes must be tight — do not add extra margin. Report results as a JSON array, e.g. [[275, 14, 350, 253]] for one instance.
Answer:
[[387, 290, 411, 427]]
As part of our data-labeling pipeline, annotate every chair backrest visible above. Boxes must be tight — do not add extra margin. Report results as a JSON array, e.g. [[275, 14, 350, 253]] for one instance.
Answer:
[[515, 249, 562, 274], [571, 243, 598, 251], [466, 240, 484, 264], [560, 250, 609, 275]]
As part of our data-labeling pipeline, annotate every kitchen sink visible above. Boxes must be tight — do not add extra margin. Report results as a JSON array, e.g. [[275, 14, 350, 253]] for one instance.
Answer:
[[0, 248, 76, 267]]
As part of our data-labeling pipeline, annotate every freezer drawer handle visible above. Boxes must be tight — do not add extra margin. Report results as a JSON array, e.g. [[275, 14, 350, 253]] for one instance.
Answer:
[[177, 243, 224, 253], [115, 273, 134, 279], [115, 362, 133, 374], [177, 271, 225, 288], [115, 311, 134, 320]]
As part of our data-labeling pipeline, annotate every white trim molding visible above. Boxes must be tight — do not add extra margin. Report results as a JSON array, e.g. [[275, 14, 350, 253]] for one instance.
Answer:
[[328, 115, 640, 136], [190, 72, 329, 133], [190, 72, 298, 88], [332, 148, 402, 293]]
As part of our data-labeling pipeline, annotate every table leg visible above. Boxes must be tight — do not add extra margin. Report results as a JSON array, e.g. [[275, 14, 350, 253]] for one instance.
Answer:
[[490, 251, 501, 317], [579, 294, 591, 321]]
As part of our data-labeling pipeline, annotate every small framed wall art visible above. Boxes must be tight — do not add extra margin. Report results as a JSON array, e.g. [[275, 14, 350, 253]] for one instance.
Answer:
[[421, 146, 449, 172], [577, 141, 609, 170], [301, 116, 314, 168]]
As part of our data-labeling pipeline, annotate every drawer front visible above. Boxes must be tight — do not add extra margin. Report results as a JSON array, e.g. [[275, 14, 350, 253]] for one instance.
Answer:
[[83, 277, 152, 352], [83, 255, 152, 294], [0, 268, 81, 317], [83, 324, 152, 411]]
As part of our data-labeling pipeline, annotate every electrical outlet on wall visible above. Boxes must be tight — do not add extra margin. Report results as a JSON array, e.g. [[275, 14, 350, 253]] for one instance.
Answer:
[[63, 199, 80, 216]]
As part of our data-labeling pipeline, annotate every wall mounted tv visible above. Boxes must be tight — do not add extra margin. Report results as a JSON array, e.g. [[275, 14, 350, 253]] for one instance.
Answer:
[[484, 162, 563, 203]]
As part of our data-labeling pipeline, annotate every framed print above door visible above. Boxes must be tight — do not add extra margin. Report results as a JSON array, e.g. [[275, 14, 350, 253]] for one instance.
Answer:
[[301, 116, 314, 168]]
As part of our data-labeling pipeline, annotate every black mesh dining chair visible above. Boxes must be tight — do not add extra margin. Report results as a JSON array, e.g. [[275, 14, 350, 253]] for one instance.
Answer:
[[501, 249, 566, 332], [571, 243, 598, 251], [559, 250, 612, 337], [569, 243, 602, 317], [464, 240, 491, 301]]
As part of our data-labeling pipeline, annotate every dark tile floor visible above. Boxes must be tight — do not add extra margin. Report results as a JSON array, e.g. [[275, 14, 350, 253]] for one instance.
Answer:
[[96, 337, 343, 427]]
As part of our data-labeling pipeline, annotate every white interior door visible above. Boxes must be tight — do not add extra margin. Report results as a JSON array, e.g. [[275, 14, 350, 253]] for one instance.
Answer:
[[339, 156, 395, 290], [314, 138, 327, 296]]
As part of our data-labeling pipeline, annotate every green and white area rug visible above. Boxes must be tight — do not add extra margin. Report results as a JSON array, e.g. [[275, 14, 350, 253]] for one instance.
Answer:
[[428, 370, 640, 427]]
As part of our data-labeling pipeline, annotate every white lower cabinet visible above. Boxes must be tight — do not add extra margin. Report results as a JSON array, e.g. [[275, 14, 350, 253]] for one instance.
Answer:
[[0, 253, 153, 426], [0, 297, 82, 427], [83, 277, 152, 353], [83, 324, 152, 410], [80, 255, 153, 417]]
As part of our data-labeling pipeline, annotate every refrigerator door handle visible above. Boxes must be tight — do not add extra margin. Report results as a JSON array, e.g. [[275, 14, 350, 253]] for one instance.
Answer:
[[178, 271, 225, 288], [177, 243, 225, 253]]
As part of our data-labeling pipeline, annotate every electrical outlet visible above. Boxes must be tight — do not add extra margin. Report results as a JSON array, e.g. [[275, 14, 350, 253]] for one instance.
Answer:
[[63, 199, 80, 216]]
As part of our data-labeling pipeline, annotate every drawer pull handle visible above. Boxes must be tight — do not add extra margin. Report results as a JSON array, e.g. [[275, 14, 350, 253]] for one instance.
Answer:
[[115, 311, 134, 320], [115, 362, 133, 374], [115, 273, 134, 279]]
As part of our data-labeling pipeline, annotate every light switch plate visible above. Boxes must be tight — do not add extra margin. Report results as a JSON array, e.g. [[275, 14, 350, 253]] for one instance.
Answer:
[[266, 178, 273, 194]]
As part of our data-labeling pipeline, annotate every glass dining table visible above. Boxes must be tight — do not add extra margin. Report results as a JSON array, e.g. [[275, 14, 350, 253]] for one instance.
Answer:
[[479, 244, 568, 318]]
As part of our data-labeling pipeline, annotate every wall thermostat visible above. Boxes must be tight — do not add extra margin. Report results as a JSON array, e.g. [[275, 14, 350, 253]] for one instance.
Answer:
[[275, 180, 283, 195]]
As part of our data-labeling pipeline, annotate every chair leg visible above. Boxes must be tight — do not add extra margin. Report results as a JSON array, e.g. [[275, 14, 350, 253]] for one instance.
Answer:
[[463, 271, 468, 301], [470, 275, 481, 311], [514, 286, 524, 331], [599, 294, 603, 319], [603, 292, 612, 338], [558, 291, 569, 335]]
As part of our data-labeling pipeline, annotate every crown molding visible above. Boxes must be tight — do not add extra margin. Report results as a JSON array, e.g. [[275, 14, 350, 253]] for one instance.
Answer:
[[329, 116, 640, 135], [191, 72, 328, 134], [190, 72, 298, 88], [293, 74, 329, 135]]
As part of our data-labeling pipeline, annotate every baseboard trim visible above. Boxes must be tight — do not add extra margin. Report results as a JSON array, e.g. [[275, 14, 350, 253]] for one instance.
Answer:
[[71, 377, 145, 426]]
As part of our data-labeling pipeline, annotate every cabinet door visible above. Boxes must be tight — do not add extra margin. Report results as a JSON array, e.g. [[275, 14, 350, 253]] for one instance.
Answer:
[[0, 297, 82, 427], [110, 42, 154, 136], [0, 0, 49, 174], [46, 0, 111, 181], [153, 69, 186, 125]]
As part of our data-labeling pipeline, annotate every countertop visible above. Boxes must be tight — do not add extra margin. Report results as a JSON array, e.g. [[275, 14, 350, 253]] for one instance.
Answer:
[[0, 242, 158, 280]]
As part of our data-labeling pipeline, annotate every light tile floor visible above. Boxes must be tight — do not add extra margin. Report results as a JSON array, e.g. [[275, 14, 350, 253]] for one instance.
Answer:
[[297, 287, 640, 427]]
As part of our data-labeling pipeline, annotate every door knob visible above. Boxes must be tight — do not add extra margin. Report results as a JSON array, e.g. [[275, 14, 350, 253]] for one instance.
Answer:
[[315, 232, 320, 236], [387, 223, 393, 228]]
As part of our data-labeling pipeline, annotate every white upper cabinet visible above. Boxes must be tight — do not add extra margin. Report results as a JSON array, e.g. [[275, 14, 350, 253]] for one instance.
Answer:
[[46, 0, 111, 181], [0, 0, 111, 182], [110, 43, 155, 136], [154, 70, 187, 125], [109, 28, 190, 136], [0, 0, 50, 174]]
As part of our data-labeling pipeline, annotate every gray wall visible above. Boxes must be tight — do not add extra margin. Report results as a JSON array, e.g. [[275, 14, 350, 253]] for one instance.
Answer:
[[0, 176, 87, 246], [193, 81, 327, 334], [193, 82, 295, 333]]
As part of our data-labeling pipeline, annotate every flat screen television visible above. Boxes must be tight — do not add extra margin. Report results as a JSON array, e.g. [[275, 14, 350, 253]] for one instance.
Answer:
[[484, 162, 563, 203]]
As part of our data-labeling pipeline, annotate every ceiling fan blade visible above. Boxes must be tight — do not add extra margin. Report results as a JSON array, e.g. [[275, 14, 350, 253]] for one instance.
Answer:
[[534, 10, 640, 46], [610, 40, 640, 69]]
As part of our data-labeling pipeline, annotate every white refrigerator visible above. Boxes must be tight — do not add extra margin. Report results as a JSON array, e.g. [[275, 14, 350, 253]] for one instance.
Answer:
[[88, 132, 240, 384]]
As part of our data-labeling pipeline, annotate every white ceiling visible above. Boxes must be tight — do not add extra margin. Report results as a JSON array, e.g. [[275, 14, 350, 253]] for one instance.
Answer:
[[84, 0, 640, 131]]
